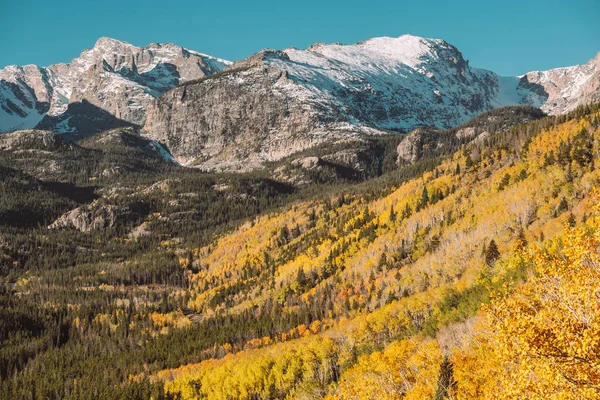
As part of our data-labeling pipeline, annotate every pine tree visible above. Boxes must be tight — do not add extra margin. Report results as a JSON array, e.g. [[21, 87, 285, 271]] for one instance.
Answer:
[[296, 268, 307, 287], [402, 203, 412, 219], [378, 252, 387, 272], [419, 186, 429, 210], [465, 155, 474, 169], [498, 173, 510, 191], [558, 197, 569, 214], [515, 227, 528, 250], [485, 239, 500, 266], [543, 151, 555, 167], [291, 224, 301, 239]]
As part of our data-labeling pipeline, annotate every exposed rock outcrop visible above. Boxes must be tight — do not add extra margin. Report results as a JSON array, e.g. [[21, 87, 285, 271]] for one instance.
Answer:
[[143, 54, 334, 170], [397, 127, 443, 164], [396, 105, 546, 164], [0, 129, 76, 151], [48, 200, 147, 232]]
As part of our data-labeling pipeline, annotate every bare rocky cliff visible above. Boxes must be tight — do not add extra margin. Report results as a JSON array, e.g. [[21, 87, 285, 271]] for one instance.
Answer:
[[48, 199, 148, 232], [143, 50, 353, 170], [2, 35, 599, 173]]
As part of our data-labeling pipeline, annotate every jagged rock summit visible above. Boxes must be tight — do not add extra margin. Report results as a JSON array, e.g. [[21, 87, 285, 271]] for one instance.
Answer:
[[0, 37, 231, 134]]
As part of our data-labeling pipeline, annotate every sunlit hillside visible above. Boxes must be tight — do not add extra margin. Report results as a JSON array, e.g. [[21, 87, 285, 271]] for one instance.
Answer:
[[2, 104, 599, 399], [142, 106, 600, 399]]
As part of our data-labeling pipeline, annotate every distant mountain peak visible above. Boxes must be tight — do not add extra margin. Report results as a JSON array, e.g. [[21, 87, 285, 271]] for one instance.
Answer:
[[94, 36, 136, 48], [297, 34, 466, 77], [1, 34, 599, 159], [0, 38, 231, 134], [518, 49, 600, 114]]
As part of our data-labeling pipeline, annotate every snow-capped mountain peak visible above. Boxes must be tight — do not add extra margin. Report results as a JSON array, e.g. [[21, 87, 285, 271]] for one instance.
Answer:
[[1, 34, 599, 163], [0, 38, 231, 134], [94, 36, 137, 48], [307, 35, 454, 71], [258, 34, 496, 132]]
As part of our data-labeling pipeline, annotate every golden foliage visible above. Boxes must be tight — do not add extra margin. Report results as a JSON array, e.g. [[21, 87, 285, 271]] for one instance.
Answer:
[[156, 111, 600, 399], [327, 338, 442, 400]]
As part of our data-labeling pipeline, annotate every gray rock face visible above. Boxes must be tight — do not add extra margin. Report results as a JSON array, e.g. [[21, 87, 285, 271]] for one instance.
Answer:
[[80, 126, 178, 163], [2, 35, 598, 173], [143, 37, 507, 170], [397, 127, 443, 164], [0, 129, 75, 151], [48, 200, 146, 232], [0, 37, 230, 134], [143, 51, 341, 170]]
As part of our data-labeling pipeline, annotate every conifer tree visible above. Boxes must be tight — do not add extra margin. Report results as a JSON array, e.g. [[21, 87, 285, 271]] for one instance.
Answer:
[[420, 186, 429, 209], [485, 239, 500, 266]]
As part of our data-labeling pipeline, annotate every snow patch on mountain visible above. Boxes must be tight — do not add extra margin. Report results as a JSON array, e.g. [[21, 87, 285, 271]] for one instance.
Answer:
[[0, 81, 45, 132], [150, 140, 180, 165], [141, 35, 600, 172], [1, 34, 598, 140]]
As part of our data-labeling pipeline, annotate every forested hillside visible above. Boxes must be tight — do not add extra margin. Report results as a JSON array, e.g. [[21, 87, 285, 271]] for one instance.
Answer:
[[1, 104, 599, 399], [146, 104, 600, 399]]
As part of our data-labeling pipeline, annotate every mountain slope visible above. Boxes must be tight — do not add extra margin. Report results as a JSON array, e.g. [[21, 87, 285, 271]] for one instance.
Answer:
[[0, 127, 179, 183], [0, 164, 90, 227], [1, 99, 598, 398], [396, 105, 546, 163], [149, 104, 600, 400], [142, 35, 599, 171], [267, 35, 525, 130], [0, 38, 231, 134]]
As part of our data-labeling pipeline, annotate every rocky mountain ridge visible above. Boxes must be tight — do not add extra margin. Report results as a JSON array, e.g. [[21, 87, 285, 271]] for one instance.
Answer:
[[521, 51, 600, 115], [143, 35, 599, 171], [0, 37, 230, 134]]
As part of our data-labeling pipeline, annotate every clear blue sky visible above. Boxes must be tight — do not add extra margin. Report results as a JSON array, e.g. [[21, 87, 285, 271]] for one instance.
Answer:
[[1, 0, 597, 76]]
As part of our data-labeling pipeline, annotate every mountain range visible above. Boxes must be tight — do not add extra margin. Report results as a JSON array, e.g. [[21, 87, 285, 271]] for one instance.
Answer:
[[0, 35, 598, 171]]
